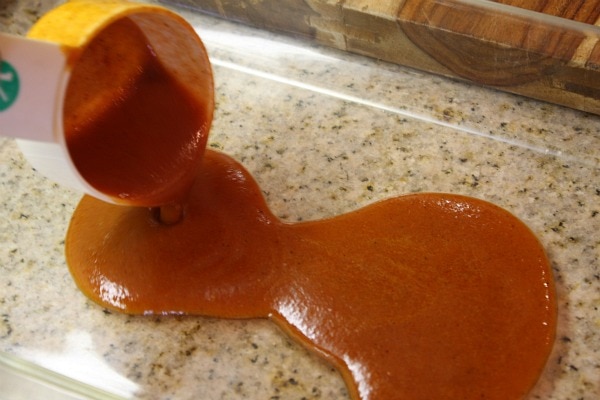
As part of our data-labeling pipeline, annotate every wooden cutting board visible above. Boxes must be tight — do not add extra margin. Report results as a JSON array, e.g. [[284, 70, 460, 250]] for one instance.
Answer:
[[168, 0, 600, 115]]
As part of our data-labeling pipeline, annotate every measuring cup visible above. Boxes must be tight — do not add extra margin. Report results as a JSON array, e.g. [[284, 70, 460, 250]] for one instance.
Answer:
[[0, 0, 214, 206]]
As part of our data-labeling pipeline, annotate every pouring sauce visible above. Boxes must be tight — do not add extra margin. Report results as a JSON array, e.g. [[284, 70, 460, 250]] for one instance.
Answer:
[[64, 15, 556, 400]]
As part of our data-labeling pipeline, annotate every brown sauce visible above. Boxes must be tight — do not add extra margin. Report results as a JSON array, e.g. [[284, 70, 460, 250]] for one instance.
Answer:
[[66, 150, 556, 400], [63, 15, 556, 400], [63, 18, 209, 206]]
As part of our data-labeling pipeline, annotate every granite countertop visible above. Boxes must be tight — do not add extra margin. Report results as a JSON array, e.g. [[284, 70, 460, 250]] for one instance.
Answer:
[[1, 1, 599, 399]]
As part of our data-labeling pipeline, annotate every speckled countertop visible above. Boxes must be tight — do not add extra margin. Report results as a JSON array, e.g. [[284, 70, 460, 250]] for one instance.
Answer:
[[1, 1, 599, 399]]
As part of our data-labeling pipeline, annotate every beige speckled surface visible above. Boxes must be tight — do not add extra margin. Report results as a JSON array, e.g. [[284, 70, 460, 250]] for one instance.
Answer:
[[1, 1, 599, 399]]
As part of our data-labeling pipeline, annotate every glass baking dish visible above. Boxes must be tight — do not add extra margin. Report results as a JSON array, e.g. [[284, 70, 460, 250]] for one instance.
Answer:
[[1, 1, 599, 399]]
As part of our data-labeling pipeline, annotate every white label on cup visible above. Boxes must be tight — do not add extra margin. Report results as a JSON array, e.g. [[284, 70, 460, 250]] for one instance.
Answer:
[[0, 33, 69, 143]]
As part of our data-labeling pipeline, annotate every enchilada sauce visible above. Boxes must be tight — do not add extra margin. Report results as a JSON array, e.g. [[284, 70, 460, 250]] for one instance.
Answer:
[[64, 20, 556, 400], [63, 18, 210, 207]]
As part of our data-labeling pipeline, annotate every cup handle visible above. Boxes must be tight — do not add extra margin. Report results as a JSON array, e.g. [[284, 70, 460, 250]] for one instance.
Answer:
[[0, 32, 69, 143]]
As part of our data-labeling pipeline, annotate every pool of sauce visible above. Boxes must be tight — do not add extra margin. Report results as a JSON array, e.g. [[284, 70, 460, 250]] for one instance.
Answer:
[[66, 150, 556, 400], [63, 14, 556, 400]]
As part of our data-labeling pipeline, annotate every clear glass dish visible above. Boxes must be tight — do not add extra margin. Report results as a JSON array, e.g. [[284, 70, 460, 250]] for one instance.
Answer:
[[1, 1, 599, 399]]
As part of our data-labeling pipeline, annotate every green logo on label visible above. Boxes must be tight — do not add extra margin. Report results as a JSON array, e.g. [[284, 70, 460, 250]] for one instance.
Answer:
[[0, 60, 20, 111]]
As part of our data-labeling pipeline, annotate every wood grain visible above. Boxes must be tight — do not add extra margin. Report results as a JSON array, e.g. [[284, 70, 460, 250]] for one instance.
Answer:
[[494, 0, 600, 24], [398, 1, 586, 85], [397, 0, 600, 110], [164, 0, 600, 115]]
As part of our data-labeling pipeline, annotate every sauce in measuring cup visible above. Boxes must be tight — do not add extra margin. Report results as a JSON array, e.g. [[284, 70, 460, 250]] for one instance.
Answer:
[[22, 1, 214, 207], [64, 18, 210, 206]]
